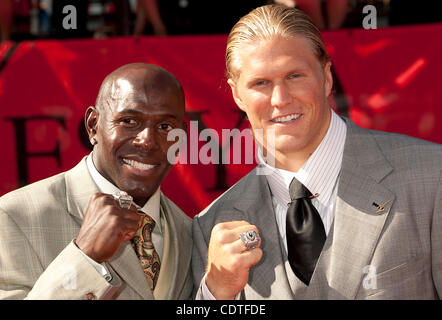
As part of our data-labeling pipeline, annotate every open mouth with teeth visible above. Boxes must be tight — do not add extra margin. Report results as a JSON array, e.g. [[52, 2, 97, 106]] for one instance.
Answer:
[[270, 113, 302, 123], [122, 158, 158, 171]]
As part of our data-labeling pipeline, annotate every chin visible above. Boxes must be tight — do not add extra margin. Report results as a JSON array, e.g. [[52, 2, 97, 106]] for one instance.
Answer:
[[275, 136, 306, 152], [129, 183, 157, 195], [117, 179, 153, 194]]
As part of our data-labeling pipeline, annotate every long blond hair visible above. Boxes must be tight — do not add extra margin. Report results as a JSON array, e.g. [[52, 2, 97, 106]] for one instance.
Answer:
[[226, 4, 329, 80]]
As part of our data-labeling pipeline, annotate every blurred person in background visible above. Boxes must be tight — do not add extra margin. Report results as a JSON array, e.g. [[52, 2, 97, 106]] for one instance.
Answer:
[[273, 0, 350, 30], [0, 0, 13, 42], [134, 0, 167, 36]]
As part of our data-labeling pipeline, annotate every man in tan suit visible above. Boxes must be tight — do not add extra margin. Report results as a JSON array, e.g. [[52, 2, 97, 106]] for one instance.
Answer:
[[0, 63, 193, 299], [192, 5, 442, 299]]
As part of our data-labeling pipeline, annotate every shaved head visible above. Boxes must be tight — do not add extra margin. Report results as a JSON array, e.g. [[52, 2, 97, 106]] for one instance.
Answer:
[[95, 63, 185, 114]]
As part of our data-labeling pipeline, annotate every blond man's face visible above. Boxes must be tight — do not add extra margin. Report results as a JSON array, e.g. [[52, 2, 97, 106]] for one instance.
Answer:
[[228, 36, 333, 168]]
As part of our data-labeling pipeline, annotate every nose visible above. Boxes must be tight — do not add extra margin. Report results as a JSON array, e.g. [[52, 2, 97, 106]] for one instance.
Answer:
[[132, 127, 158, 151], [270, 83, 292, 109]]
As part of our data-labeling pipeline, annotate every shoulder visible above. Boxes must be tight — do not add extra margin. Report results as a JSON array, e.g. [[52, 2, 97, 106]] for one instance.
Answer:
[[368, 127, 441, 152], [368, 129, 441, 171], [345, 118, 441, 172], [196, 168, 261, 219], [0, 171, 69, 228], [344, 122, 442, 209], [0, 171, 68, 211]]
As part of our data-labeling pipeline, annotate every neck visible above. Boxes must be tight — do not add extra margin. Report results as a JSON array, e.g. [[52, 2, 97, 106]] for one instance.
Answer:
[[133, 196, 149, 208], [275, 152, 309, 173]]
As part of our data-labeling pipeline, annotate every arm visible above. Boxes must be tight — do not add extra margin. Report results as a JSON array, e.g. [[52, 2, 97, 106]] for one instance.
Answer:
[[0, 209, 119, 299], [0, 191, 141, 300]]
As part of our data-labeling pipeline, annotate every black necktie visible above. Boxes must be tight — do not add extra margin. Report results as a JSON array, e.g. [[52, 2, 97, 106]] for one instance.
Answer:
[[286, 177, 326, 285]]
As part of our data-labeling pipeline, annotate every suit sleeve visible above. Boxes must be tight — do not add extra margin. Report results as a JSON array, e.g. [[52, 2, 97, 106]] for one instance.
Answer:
[[431, 169, 442, 298], [191, 216, 209, 300], [0, 209, 120, 300]]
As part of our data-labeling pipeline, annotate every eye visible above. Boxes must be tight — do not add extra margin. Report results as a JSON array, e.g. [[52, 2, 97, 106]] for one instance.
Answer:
[[253, 80, 269, 87], [287, 73, 301, 80], [119, 118, 138, 127], [158, 123, 174, 132]]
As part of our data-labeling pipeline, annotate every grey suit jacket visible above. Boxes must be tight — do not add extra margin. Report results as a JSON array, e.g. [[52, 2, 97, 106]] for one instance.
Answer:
[[192, 118, 442, 299], [0, 157, 193, 299]]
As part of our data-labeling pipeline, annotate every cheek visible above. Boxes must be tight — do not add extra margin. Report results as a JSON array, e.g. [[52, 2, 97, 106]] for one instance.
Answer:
[[296, 83, 326, 112], [246, 110, 266, 130], [243, 94, 270, 127], [157, 137, 175, 158], [291, 81, 317, 100], [111, 127, 136, 148]]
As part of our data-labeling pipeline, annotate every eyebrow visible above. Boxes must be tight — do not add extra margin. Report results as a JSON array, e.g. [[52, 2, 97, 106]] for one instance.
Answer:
[[116, 108, 179, 119], [245, 68, 308, 84]]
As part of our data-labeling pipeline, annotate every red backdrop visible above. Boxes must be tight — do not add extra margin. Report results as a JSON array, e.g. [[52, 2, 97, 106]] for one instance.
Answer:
[[1, 24, 441, 217]]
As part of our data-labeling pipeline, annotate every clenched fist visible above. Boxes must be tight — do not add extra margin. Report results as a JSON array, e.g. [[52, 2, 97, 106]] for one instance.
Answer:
[[205, 221, 263, 300], [75, 192, 143, 263]]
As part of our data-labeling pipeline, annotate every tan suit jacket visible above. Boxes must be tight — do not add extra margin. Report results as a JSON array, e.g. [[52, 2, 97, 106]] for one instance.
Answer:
[[0, 157, 193, 299], [193, 118, 442, 299]]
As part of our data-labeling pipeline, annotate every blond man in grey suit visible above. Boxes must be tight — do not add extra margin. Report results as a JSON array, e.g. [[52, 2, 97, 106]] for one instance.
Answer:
[[192, 5, 442, 299], [0, 63, 193, 299]]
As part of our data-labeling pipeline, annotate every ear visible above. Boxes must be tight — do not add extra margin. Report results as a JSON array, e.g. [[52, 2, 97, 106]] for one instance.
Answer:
[[323, 61, 333, 98], [84, 106, 99, 145], [227, 78, 247, 112]]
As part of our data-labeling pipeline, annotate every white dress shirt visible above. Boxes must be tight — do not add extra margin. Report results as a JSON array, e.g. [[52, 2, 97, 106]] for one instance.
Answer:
[[202, 109, 347, 299], [76, 153, 164, 278]]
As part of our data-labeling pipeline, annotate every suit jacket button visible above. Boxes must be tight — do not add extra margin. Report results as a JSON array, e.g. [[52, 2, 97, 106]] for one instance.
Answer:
[[85, 292, 96, 300]]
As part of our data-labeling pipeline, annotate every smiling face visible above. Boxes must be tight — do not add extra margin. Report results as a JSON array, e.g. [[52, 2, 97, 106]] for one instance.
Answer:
[[86, 65, 186, 206], [228, 35, 333, 171]]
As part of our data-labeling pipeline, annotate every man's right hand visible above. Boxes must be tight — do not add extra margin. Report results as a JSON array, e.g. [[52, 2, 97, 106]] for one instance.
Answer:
[[205, 221, 263, 300], [75, 193, 143, 263]]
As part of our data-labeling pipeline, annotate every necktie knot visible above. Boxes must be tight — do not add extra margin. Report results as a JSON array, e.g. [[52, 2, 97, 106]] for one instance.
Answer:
[[289, 177, 312, 200], [139, 214, 155, 233], [138, 214, 155, 249]]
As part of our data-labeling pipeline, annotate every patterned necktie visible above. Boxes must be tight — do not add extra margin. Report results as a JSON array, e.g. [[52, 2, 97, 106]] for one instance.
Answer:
[[132, 214, 161, 290], [286, 177, 326, 285]]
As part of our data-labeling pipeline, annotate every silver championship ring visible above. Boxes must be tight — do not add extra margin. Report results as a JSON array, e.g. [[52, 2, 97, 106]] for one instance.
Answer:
[[239, 230, 260, 250], [113, 191, 133, 209]]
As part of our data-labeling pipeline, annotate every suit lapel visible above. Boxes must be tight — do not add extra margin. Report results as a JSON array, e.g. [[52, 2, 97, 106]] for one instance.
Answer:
[[320, 119, 396, 299], [154, 196, 192, 300], [153, 202, 174, 299], [108, 242, 154, 299], [64, 157, 154, 299], [234, 170, 294, 299], [65, 157, 100, 223]]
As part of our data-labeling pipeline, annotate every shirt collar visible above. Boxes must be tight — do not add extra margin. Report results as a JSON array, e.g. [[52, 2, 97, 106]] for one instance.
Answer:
[[258, 109, 347, 207], [86, 153, 162, 230]]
